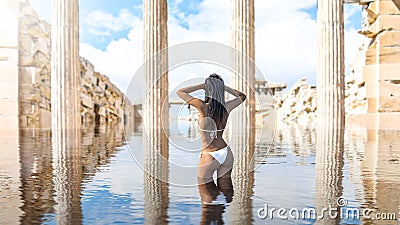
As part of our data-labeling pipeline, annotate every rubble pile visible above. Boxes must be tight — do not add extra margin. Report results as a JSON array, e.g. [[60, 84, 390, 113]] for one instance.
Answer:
[[274, 78, 317, 126]]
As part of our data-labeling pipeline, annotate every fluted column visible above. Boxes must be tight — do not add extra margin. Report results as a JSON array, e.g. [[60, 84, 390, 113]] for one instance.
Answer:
[[230, 0, 256, 163], [51, 1, 82, 224], [143, 1, 169, 224], [230, 1, 256, 224], [315, 2, 345, 224], [231, 0, 255, 125], [316, 0, 345, 131], [143, 0, 169, 149], [51, 0, 81, 140]]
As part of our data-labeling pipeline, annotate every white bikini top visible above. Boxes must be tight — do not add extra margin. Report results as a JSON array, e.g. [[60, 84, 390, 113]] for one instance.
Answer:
[[198, 124, 225, 139]]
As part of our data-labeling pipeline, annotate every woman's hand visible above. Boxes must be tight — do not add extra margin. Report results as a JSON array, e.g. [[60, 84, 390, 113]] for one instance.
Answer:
[[225, 86, 246, 101], [224, 86, 246, 112]]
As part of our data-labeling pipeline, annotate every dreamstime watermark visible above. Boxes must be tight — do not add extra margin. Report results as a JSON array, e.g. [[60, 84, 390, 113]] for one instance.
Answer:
[[257, 197, 398, 221]]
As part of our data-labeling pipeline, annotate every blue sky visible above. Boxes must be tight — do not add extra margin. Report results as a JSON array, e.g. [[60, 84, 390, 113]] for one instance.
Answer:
[[29, 0, 364, 98]]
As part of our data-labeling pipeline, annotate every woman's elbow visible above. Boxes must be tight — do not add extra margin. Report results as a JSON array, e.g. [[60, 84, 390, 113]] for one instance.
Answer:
[[176, 90, 183, 98], [240, 93, 246, 101]]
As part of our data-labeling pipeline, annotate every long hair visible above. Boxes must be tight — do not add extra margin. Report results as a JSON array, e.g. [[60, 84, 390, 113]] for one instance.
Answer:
[[204, 74, 227, 127]]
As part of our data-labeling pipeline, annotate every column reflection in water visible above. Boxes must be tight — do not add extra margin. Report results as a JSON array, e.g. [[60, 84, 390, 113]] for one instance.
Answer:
[[9, 124, 127, 223], [229, 106, 255, 224], [229, 124, 255, 224], [361, 129, 400, 225], [143, 135, 169, 225], [315, 127, 344, 225], [51, 128, 83, 225]]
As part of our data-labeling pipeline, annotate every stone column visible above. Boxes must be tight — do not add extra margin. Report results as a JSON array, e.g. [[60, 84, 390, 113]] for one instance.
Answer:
[[143, 0, 169, 150], [315, 1, 345, 223], [51, 0, 81, 136], [230, 0, 256, 162], [51, 1, 82, 224], [316, 0, 345, 131], [143, 1, 169, 224], [230, 1, 256, 224], [230, 0, 255, 123]]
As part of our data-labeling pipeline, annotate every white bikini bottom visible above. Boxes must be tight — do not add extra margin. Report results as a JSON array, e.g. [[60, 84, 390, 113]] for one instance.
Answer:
[[201, 146, 230, 165]]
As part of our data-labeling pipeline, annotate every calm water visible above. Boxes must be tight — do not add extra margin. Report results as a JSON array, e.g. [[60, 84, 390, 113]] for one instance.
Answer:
[[0, 119, 399, 224]]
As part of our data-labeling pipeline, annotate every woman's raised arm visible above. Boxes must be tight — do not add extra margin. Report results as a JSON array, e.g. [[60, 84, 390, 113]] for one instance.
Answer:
[[176, 83, 205, 110], [225, 86, 246, 112]]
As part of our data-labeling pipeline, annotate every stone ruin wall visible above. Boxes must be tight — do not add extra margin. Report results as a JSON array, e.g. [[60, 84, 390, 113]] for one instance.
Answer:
[[17, 1, 135, 129], [359, 0, 400, 112]]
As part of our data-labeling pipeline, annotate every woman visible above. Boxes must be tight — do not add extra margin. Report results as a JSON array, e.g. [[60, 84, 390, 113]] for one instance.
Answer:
[[176, 73, 246, 183]]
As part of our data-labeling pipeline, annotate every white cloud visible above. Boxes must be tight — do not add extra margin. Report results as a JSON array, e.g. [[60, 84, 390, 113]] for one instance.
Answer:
[[83, 9, 138, 35], [255, 0, 318, 85]]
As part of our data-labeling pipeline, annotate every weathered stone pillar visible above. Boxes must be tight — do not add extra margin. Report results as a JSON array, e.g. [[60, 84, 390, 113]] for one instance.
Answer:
[[315, 1, 345, 223], [51, 1, 82, 224], [143, 0, 169, 150], [143, 1, 169, 224], [316, 0, 345, 131], [231, 0, 255, 121], [230, 0, 256, 162], [51, 0, 81, 135], [230, 0, 256, 224]]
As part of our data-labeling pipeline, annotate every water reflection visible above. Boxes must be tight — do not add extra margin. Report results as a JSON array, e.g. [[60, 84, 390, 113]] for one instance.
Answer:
[[19, 130, 55, 224], [1, 122, 400, 224], [7, 124, 127, 224], [361, 129, 400, 225], [143, 130, 169, 224], [52, 128, 83, 225], [0, 131, 22, 224], [198, 177, 233, 224], [229, 106, 255, 225], [315, 127, 344, 225]]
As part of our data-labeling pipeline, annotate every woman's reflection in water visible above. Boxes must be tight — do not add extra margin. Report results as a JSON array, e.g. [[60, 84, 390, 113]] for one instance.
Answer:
[[198, 176, 234, 224]]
